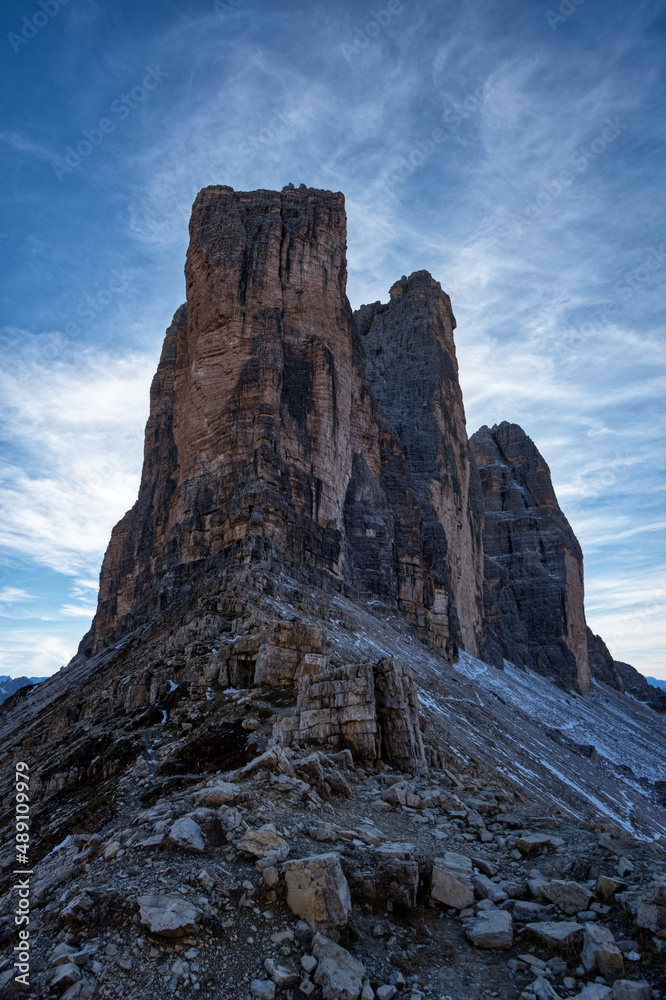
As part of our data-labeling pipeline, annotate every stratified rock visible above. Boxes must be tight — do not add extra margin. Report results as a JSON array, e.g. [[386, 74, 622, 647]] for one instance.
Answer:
[[373, 657, 426, 773], [283, 853, 351, 935], [465, 909, 513, 949], [312, 933, 365, 1000], [273, 657, 426, 774], [470, 422, 590, 692], [430, 852, 474, 909], [136, 894, 201, 937]]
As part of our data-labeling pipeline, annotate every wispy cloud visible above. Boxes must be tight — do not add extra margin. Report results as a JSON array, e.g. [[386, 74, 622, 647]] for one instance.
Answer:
[[0, 342, 154, 576], [0, 587, 34, 604]]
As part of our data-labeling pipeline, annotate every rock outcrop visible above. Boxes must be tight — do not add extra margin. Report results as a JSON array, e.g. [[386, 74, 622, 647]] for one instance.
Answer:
[[469, 421, 590, 693], [587, 630, 666, 713], [272, 656, 426, 774], [83, 185, 483, 666]]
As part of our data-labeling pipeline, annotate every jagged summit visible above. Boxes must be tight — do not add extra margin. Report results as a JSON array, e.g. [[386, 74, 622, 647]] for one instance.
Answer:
[[85, 185, 483, 664], [470, 421, 589, 693]]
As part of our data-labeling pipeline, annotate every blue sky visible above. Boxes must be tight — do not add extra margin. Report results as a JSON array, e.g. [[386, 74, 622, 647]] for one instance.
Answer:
[[1, 0, 664, 679]]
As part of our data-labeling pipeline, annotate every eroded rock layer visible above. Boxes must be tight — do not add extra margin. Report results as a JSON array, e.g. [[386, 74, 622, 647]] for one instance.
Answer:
[[469, 422, 590, 693]]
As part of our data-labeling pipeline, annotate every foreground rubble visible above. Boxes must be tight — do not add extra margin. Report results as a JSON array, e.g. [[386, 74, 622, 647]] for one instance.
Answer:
[[1, 697, 665, 1000]]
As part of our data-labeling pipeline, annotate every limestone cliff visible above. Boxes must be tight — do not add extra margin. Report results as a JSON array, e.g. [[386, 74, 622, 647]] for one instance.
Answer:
[[84, 185, 484, 663], [469, 422, 590, 693]]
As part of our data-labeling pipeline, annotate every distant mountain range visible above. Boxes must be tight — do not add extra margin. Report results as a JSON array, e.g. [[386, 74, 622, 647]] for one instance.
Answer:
[[0, 675, 46, 706], [647, 676, 666, 693]]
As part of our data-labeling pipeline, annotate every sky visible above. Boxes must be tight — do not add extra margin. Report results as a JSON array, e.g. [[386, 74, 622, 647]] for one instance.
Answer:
[[0, 0, 664, 681]]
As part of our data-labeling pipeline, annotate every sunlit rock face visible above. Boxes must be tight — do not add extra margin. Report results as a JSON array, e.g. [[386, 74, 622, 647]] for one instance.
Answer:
[[470, 421, 590, 693]]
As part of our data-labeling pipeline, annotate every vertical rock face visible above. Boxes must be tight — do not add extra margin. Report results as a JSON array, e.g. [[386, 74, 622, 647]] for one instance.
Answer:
[[469, 422, 590, 693], [354, 272, 485, 656], [85, 185, 484, 663]]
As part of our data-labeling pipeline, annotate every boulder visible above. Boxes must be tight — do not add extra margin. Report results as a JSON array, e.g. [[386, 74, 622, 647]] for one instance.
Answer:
[[430, 852, 474, 909], [611, 982, 653, 1000], [597, 875, 626, 900], [582, 923, 624, 979], [251, 980, 276, 999], [513, 900, 551, 922], [524, 920, 585, 951], [541, 879, 593, 915], [264, 958, 299, 986], [375, 842, 415, 860], [283, 853, 351, 934], [465, 908, 513, 949], [515, 833, 564, 856], [51, 963, 81, 989], [381, 783, 408, 806], [473, 873, 508, 904], [136, 894, 200, 937], [192, 782, 242, 806], [312, 933, 365, 1000], [169, 817, 205, 853], [60, 894, 95, 924], [577, 987, 612, 1000], [636, 879, 666, 938], [237, 825, 289, 862]]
